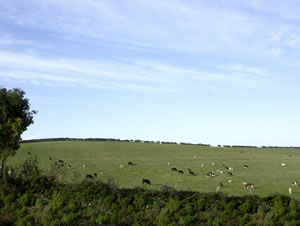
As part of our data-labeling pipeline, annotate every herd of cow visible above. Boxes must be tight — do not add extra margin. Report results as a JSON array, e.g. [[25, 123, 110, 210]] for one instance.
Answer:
[[44, 154, 298, 195]]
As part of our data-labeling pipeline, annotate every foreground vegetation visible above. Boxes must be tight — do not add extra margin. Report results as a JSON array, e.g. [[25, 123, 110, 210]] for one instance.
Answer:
[[1, 156, 300, 225], [10, 141, 300, 198]]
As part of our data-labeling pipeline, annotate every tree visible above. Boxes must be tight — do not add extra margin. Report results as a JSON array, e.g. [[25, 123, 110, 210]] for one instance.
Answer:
[[0, 87, 37, 176]]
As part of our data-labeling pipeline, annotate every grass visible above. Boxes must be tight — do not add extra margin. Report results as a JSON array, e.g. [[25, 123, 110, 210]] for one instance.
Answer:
[[8, 141, 300, 199]]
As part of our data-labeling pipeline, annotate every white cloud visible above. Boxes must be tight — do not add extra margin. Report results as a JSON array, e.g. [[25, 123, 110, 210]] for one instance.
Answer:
[[0, 51, 273, 93]]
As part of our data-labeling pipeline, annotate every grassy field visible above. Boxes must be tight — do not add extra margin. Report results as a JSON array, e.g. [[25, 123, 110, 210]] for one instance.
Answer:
[[8, 141, 300, 199]]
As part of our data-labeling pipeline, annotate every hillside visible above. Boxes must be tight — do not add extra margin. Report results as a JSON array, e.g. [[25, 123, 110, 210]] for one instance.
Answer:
[[8, 140, 300, 199]]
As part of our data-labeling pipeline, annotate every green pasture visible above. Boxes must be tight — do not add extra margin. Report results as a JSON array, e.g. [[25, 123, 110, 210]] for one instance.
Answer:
[[8, 141, 300, 199]]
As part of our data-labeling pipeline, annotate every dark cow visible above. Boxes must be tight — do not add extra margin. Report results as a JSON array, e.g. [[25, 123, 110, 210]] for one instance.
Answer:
[[187, 170, 195, 176], [243, 165, 249, 168], [171, 167, 177, 171], [228, 172, 233, 176], [93, 173, 97, 178], [219, 182, 224, 188], [68, 164, 72, 168], [142, 179, 151, 185], [86, 174, 93, 179], [28, 152, 31, 155], [128, 161, 134, 166], [178, 170, 184, 174], [224, 166, 229, 170], [58, 160, 64, 164], [49, 157, 52, 161]]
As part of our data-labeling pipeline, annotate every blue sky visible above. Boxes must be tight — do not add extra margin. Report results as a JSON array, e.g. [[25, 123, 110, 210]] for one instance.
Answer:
[[1, 0, 300, 146]]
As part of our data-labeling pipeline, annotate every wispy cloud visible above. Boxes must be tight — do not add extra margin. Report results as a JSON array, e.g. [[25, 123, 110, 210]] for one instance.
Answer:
[[0, 50, 274, 93], [2, 0, 298, 55]]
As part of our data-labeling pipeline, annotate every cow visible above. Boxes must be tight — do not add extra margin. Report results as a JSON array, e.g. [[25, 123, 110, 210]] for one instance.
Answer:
[[49, 157, 52, 160], [58, 160, 64, 164], [120, 164, 124, 168], [128, 162, 134, 166], [228, 172, 233, 176], [171, 168, 177, 172], [281, 163, 287, 167], [228, 179, 232, 183], [142, 179, 151, 185], [187, 170, 195, 176], [206, 171, 216, 178], [219, 182, 224, 188], [289, 187, 293, 194], [83, 164, 86, 168], [178, 170, 184, 174], [292, 181, 299, 186], [93, 173, 97, 178], [244, 183, 254, 189], [86, 174, 93, 179], [68, 164, 72, 169], [243, 165, 249, 169]]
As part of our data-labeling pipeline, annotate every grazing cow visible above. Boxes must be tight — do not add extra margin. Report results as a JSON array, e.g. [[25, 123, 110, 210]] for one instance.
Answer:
[[228, 179, 232, 183], [128, 162, 134, 166], [187, 168, 192, 173], [187, 170, 195, 176], [168, 162, 170, 166], [93, 173, 97, 178], [224, 166, 229, 170], [229, 167, 234, 171], [86, 174, 93, 179], [228, 172, 233, 176], [49, 157, 52, 160], [83, 164, 86, 168], [68, 164, 71, 169], [171, 167, 177, 172], [292, 181, 299, 186], [243, 165, 249, 169], [206, 171, 216, 178], [281, 163, 287, 167], [219, 182, 224, 188], [216, 186, 221, 192], [58, 160, 64, 164], [142, 179, 151, 185], [120, 164, 124, 168], [244, 183, 254, 189], [178, 170, 184, 174], [289, 187, 293, 194]]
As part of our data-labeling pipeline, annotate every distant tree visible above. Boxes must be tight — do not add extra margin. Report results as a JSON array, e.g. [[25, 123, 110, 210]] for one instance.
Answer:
[[0, 87, 37, 176]]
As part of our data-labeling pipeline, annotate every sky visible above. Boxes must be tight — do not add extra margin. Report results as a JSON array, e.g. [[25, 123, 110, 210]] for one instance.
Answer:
[[1, 0, 300, 146]]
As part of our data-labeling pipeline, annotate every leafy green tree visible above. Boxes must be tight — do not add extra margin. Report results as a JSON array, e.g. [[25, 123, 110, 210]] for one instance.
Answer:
[[0, 87, 36, 176]]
